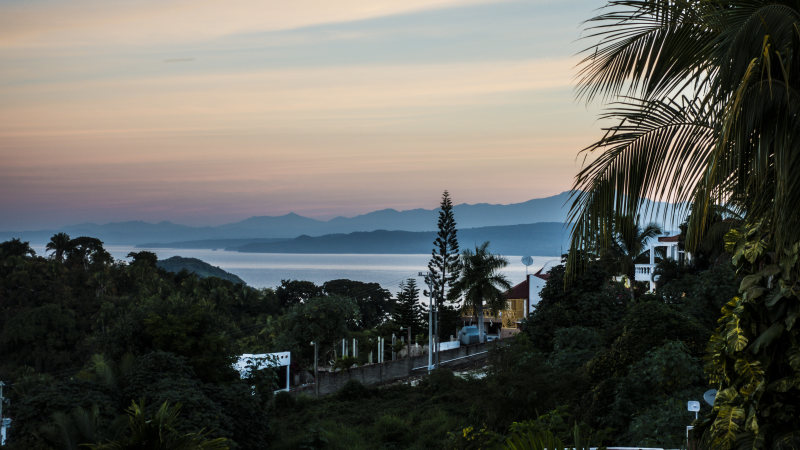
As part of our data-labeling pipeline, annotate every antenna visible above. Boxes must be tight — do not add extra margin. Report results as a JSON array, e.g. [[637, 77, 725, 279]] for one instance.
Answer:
[[521, 256, 533, 275]]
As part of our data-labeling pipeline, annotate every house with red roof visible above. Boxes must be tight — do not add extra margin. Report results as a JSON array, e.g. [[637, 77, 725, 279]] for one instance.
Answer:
[[461, 261, 555, 338]]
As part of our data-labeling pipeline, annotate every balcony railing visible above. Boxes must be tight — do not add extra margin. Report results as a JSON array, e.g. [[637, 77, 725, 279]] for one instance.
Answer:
[[634, 264, 653, 282]]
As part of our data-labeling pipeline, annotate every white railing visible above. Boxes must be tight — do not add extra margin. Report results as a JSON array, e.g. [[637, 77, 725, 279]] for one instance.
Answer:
[[634, 264, 653, 282]]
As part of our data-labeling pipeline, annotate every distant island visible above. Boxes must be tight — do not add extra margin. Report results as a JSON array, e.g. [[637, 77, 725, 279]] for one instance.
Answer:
[[142, 222, 571, 256], [157, 256, 246, 285]]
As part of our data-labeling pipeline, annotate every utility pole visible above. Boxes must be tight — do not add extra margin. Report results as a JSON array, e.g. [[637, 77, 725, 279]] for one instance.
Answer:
[[434, 296, 440, 368], [310, 342, 319, 397]]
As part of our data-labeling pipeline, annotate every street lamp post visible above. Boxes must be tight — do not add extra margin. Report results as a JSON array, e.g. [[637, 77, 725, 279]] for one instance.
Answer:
[[419, 271, 434, 372]]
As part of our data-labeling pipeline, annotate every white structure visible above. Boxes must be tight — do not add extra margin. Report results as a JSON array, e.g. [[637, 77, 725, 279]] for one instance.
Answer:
[[634, 234, 688, 291], [234, 352, 291, 393], [1, 418, 10, 446], [505, 260, 556, 318], [526, 270, 549, 313], [439, 340, 460, 351]]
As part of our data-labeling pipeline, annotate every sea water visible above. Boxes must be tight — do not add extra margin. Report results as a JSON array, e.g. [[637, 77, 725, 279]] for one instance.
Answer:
[[31, 244, 559, 293]]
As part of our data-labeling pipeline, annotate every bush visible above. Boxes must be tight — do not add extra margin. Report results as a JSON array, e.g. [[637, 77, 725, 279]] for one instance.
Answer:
[[273, 390, 296, 409], [372, 414, 410, 447], [336, 379, 370, 400]]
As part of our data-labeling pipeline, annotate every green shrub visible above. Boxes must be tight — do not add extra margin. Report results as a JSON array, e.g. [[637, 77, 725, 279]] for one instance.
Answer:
[[336, 379, 370, 400], [372, 414, 410, 447], [273, 390, 295, 409]]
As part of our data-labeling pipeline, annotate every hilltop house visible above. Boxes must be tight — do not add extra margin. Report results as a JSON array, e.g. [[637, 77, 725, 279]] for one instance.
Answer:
[[634, 234, 688, 291]]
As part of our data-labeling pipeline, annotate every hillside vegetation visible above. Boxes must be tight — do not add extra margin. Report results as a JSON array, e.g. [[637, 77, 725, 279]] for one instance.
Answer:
[[0, 234, 736, 448]]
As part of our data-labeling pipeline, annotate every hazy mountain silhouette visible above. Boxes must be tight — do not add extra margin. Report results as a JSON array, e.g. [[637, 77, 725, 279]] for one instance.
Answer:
[[1, 191, 681, 246]]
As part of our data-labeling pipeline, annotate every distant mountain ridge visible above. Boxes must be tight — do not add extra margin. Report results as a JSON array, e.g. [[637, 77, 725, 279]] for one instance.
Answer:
[[1, 191, 683, 245]]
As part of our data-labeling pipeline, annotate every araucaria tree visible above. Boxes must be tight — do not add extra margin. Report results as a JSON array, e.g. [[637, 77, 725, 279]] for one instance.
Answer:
[[426, 191, 461, 355], [571, 1, 800, 447], [449, 242, 511, 343]]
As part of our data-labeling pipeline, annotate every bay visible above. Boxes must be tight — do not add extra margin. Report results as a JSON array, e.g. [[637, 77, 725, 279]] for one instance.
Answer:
[[31, 243, 559, 293]]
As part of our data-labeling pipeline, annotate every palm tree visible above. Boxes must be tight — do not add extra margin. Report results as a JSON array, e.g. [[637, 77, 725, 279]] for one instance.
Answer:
[[46, 232, 72, 262], [86, 400, 228, 450], [570, 1, 800, 447], [607, 215, 661, 300], [0, 238, 36, 259], [569, 0, 800, 263], [449, 242, 511, 343]]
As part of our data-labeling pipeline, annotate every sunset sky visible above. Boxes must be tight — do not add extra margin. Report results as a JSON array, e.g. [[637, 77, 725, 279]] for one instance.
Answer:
[[1, 0, 601, 230]]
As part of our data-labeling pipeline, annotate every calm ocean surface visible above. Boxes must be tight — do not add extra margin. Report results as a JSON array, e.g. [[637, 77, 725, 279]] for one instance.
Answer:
[[31, 244, 559, 293]]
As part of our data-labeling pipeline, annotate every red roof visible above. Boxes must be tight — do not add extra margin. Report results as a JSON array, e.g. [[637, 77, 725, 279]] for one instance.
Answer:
[[505, 279, 529, 299], [533, 267, 551, 280], [657, 235, 680, 243]]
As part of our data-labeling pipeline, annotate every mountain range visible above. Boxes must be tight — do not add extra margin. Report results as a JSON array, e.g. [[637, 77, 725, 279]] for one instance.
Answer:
[[2, 191, 682, 256], [4, 191, 577, 244]]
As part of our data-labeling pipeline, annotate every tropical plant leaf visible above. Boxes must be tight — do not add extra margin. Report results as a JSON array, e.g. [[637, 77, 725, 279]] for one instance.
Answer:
[[749, 323, 784, 354]]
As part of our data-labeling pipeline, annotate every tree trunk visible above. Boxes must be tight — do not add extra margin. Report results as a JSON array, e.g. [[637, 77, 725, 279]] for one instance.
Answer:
[[627, 270, 635, 301], [477, 303, 485, 343]]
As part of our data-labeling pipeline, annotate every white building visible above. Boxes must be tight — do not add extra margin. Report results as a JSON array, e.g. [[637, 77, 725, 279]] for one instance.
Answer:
[[634, 234, 688, 291]]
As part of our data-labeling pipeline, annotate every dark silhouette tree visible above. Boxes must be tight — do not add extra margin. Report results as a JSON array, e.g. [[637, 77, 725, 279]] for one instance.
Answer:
[[0, 238, 36, 259], [426, 191, 460, 360], [322, 279, 392, 330], [275, 279, 321, 310], [393, 278, 422, 333], [127, 251, 158, 269], [46, 232, 73, 263], [66, 236, 111, 269]]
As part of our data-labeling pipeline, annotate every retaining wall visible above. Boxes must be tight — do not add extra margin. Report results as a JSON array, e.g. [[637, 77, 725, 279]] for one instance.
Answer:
[[297, 342, 490, 396]]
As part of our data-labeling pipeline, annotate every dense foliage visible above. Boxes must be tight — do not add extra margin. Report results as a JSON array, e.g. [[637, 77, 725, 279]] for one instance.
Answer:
[[0, 238, 280, 449], [2, 231, 743, 448], [269, 256, 737, 448], [0, 237, 406, 449], [569, 1, 800, 444]]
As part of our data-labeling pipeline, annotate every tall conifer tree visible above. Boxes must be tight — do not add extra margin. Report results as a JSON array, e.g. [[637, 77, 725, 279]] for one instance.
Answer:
[[426, 191, 460, 362]]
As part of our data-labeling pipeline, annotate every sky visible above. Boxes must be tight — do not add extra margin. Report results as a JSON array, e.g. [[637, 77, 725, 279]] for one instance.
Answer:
[[1, 0, 603, 230]]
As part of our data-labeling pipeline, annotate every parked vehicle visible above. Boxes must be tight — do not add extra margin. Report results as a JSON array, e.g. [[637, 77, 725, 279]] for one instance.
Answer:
[[458, 326, 480, 345]]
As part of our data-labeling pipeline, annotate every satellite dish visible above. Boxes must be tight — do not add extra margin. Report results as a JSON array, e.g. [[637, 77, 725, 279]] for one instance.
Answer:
[[521, 256, 533, 275], [703, 389, 717, 406]]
